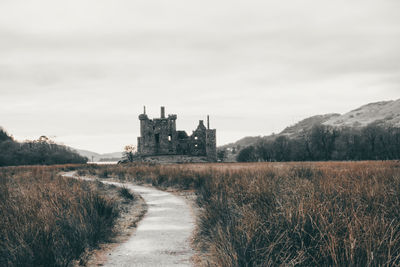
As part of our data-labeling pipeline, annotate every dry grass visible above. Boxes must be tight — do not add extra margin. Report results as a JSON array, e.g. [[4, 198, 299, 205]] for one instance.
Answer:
[[76, 161, 400, 266], [118, 186, 135, 200], [0, 166, 119, 267]]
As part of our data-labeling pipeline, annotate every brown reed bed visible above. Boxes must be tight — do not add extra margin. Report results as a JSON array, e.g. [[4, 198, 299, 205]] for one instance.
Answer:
[[0, 166, 119, 267], [76, 161, 400, 266]]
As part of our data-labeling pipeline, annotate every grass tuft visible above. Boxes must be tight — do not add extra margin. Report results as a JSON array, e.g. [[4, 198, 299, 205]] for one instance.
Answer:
[[119, 186, 134, 200]]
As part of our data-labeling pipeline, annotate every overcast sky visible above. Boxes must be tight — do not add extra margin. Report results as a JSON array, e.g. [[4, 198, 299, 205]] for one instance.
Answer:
[[0, 0, 399, 153]]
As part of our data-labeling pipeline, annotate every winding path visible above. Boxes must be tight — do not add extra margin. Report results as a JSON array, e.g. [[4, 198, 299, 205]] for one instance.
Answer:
[[65, 173, 195, 267]]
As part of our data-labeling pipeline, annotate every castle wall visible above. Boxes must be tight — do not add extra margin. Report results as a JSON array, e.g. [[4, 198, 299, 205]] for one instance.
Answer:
[[190, 120, 207, 156], [206, 129, 217, 161]]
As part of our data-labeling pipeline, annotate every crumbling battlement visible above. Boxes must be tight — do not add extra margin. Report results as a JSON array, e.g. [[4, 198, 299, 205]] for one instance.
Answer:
[[137, 106, 217, 162]]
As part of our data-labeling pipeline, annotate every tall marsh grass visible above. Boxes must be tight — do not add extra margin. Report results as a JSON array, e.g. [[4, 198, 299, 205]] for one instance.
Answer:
[[0, 166, 118, 267], [78, 161, 400, 266]]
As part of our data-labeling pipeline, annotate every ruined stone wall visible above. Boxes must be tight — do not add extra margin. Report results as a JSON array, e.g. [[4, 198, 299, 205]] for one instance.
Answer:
[[190, 120, 207, 156], [137, 107, 217, 162], [206, 129, 217, 161]]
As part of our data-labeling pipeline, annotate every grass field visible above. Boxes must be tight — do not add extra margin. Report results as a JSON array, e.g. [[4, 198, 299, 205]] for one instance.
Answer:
[[2, 162, 399, 266], [76, 161, 400, 266], [0, 165, 119, 267]]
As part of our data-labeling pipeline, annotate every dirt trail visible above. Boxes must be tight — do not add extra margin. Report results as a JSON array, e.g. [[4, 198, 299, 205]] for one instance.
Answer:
[[64, 173, 195, 267]]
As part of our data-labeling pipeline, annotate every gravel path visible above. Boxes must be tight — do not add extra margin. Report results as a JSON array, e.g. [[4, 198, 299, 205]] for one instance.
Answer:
[[64, 172, 196, 267], [101, 181, 195, 267]]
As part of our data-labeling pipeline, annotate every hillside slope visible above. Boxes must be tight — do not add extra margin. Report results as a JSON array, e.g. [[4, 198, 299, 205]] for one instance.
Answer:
[[323, 99, 400, 128], [221, 98, 400, 152], [281, 113, 340, 137]]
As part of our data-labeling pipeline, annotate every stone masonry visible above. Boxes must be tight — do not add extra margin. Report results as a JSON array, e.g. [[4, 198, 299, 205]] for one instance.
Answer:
[[137, 107, 217, 162]]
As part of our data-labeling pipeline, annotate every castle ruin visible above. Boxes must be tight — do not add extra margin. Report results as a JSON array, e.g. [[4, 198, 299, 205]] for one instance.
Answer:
[[137, 107, 217, 162]]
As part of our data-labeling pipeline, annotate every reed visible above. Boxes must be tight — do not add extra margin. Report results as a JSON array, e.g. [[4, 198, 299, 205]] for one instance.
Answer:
[[77, 161, 400, 266], [0, 166, 119, 267]]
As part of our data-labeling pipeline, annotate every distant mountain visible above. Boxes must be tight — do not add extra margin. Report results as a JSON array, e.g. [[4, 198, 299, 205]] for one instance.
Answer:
[[220, 114, 341, 150], [323, 99, 400, 128], [221, 99, 400, 151], [220, 136, 267, 150], [73, 148, 123, 162]]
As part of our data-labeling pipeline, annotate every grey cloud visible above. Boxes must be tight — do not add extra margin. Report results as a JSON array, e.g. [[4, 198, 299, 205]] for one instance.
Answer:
[[1, 0, 399, 152]]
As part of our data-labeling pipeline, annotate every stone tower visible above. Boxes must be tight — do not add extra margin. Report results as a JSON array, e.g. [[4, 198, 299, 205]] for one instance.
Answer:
[[205, 115, 217, 162], [138, 106, 177, 156]]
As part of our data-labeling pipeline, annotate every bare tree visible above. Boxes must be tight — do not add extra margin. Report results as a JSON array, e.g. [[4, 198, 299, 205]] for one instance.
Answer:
[[123, 145, 136, 163]]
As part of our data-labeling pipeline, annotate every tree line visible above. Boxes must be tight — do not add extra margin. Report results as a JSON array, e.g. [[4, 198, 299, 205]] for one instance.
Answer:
[[237, 124, 400, 162], [0, 128, 87, 166]]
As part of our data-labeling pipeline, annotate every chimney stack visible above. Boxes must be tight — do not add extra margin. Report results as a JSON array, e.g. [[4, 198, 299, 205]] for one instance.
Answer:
[[207, 115, 210, 129], [161, 106, 165, 118]]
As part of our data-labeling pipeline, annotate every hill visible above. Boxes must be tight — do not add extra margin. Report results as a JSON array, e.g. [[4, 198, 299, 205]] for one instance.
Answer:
[[281, 113, 340, 137], [220, 114, 341, 152], [0, 128, 87, 166], [323, 99, 400, 128], [221, 98, 400, 161]]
